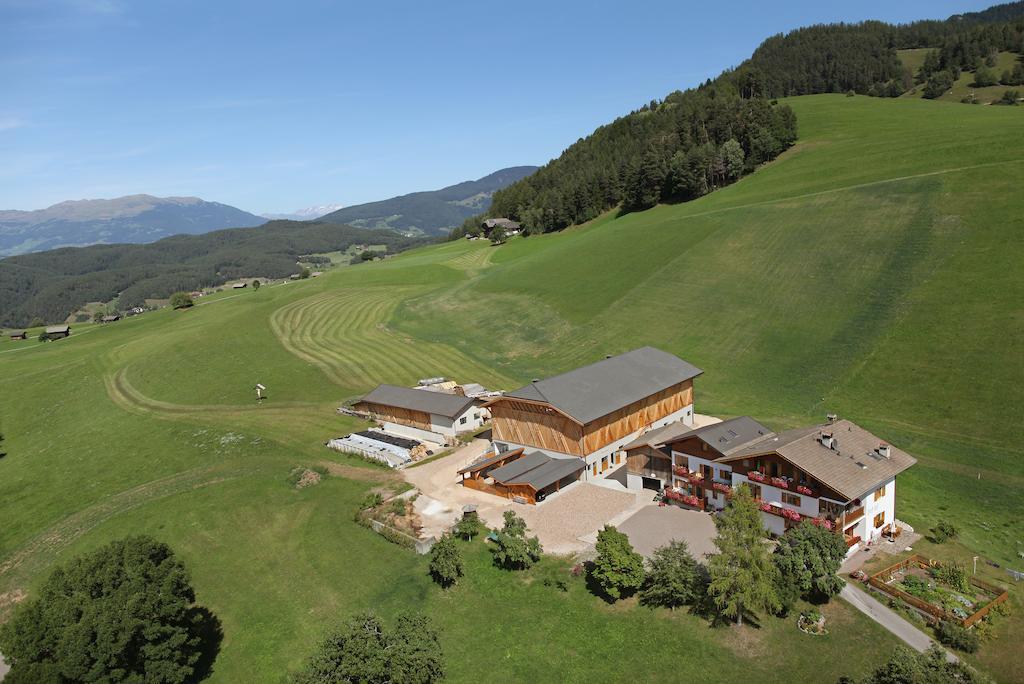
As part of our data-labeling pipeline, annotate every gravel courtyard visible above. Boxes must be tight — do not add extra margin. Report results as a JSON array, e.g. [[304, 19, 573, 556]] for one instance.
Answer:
[[615, 505, 719, 559]]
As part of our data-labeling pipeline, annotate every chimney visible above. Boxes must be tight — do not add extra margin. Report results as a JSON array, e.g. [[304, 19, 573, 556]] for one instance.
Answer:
[[826, 413, 838, 424], [878, 444, 891, 459], [820, 432, 836, 450]]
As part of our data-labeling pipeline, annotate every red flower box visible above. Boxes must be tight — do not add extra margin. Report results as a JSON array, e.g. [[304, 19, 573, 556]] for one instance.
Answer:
[[747, 471, 766, 483], [796, 485, 814, 496], [681, 494, 701, 507], [759, 502, 774, 513], [712, 482, 731, 494], [782, 508, 802, 522], [673, 466, 688, 476], [811, 517, 833, 530], [771, 477, 790, 489]]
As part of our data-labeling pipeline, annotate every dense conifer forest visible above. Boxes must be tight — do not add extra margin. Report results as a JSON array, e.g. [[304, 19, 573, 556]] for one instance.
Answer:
[[464, 2, 1024, 238], [0, 221, 427, 326]]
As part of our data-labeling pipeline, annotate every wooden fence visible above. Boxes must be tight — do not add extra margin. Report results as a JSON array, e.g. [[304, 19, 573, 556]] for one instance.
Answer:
[[868, 554, 1009, 627]]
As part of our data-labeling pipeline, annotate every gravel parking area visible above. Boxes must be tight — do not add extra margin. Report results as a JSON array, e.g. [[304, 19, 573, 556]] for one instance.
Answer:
[[403, 442, 643, 555], [616, 505, 718, 560], [516, 483, 640, 555]]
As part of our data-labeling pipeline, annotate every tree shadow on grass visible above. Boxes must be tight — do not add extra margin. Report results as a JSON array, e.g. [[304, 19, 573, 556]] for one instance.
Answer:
[[188, 606, 224, 683]]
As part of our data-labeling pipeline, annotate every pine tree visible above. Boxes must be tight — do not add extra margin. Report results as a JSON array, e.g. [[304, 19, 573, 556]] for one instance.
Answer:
[[706, 485, 781, 625], [428, 534, 463, 589]]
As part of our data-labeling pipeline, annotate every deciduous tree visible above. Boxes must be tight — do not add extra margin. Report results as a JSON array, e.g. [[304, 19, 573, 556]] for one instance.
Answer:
[[0, 536, 215, 683], [591, 525, 645, 600], [773, 521, 846, 614], [639, 540, 703, 610], [428, 533, 463, 589], [490, 510, 542, 570], [169, 291, 193, 309]]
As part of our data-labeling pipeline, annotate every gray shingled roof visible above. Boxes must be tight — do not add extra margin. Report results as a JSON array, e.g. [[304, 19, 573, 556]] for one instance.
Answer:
[[690, 417, 774, 456], [503, 347, 702, 424], [719, 419, 917, 501], [489, 451, 585, 490], [45, 325, 70, 334], [357, 384, 477, 419], [623, 420, 695, 450], [488, 451, 550, 483]]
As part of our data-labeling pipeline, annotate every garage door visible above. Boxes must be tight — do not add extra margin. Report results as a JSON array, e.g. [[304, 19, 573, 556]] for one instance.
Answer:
[[641, 476, 662, 491]]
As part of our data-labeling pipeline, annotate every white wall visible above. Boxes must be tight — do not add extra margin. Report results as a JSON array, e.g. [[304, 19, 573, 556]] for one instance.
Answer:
[[859, 477, 896, 542], [381, 421, 447, 444]]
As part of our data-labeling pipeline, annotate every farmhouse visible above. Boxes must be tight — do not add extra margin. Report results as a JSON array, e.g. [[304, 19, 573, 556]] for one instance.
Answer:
[[353, 384, 487, 444], [662, 417, 916, 555], [45, 325, 71, 338], [484, 347, 702, 484], [481, 217, 520, 233], [9, 330, 27, 340]]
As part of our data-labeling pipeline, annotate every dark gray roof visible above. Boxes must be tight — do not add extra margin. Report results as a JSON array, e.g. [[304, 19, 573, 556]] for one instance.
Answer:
[[489, 451, 585, 490], [45, 325, 70, 334], [720, 419, 917, 501], [623, 421, 695, 450], [487, 451, 549, 483], [502, 347, 702, 424], [686, 417, 774, 457], [357, 384, 476, 419], [9, 330, 26, 336]]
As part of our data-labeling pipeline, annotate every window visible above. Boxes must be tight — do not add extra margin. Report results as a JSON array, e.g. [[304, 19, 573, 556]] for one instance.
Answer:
[[749, 484, 761, 500], [473, 412, 480, 420], [874, 512, 885, 528], [782, 493, 801, 507], [874, 485, 886, 502], [459, 417, 467, 425], [719, 469, 730, 480]]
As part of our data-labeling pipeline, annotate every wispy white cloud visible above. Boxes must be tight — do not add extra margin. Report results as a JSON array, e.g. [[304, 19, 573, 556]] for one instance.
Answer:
[[0, 117, 26, 132]]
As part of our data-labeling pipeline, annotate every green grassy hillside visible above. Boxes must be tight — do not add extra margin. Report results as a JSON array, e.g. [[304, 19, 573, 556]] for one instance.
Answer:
[[900, 49, 1023, 103], [1, 95, 1022, 682]]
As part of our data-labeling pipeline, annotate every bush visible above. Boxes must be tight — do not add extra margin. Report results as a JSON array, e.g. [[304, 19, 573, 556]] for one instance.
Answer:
[[972, 66, 998, 87], [998, 89, 1020, 105], [169, 291, 194, 309], [389, 497, 408, 517], [639, 540, 702, 610], [936, 620, 980, 653], [453, 514, 483, 541], [930, 520, 957, 543], [428, 534, 463, 589]]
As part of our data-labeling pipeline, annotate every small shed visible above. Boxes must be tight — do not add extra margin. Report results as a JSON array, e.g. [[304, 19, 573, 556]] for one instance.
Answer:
[[9, 330, 27, 340], [232, 282, 248, 289], [46, 325, 71, 338], [101, 314, 120, 323]]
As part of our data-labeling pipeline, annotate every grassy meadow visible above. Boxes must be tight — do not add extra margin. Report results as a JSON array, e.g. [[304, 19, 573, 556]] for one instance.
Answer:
[[1, 94, 1022, 682], [899, 49, 1023, 103]]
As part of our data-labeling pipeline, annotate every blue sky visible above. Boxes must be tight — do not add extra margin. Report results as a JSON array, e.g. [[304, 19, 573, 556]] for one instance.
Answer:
[[0, 0, 995, 214]]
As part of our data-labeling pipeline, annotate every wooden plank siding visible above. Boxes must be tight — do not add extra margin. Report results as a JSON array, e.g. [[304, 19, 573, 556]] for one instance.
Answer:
[[490, 379, 693, 457], [581, 380, 693, 455], [352, 401, 433, 432], [490, 399, 584, 456]]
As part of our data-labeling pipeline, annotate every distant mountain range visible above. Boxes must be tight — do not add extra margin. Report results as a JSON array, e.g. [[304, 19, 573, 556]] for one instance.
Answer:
[[0, 195, 267, 257], [260, 204, 345, 221], [317, 166, 538, 236]]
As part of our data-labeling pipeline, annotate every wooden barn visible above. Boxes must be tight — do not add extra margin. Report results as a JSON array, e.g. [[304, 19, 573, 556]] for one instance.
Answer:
[[45, 325, 71, 339], [9, 330, 27, 340], [353, 384, 487, 444], [484, 347, 702, 482], [458, 448, 586, 504]]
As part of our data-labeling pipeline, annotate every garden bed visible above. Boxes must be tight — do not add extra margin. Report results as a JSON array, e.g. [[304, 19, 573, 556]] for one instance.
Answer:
[[868, 554, 1008, 627]]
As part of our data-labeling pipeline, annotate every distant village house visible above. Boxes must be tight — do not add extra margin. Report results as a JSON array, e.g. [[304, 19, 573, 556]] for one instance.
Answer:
[[9, 330, 27, 340], [45, 325, 71, 338]]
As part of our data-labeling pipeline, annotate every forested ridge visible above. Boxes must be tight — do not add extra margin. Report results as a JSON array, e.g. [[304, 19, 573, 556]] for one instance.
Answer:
[[468, 2, 1024, 237], [0, 221, 427, 327]]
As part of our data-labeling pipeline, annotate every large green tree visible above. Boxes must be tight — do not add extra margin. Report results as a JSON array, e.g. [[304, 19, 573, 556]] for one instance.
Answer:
[[490, 510, 542, 570], [590, 525, 645, 600], [773, 520, 846, 613], [293, 612, 443, 684], [428, 533, 463, 589], [0, 536, 215, 683], [169, 292, 193, 309], [839, 644, 983, 683], [706, 485, 781, 625], [638, 540, 703, 610]]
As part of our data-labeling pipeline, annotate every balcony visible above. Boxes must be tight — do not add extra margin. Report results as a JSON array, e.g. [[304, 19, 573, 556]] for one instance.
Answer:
[[665, 488, 704, 510], [843, 506, 865, 525], [712, 481, 732, 496], [673, 465, 688, 477]]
